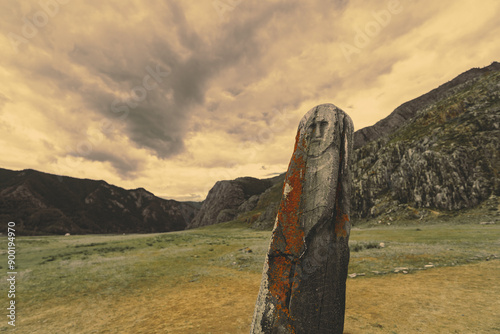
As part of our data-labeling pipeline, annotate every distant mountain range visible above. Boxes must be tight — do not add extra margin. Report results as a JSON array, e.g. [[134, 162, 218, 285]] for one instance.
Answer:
[[2, 62, 499, 234], [0, 168, 198, 235]]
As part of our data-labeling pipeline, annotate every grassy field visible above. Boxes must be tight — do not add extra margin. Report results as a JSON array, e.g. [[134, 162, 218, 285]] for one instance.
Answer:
[[0, 221, 499, 333]]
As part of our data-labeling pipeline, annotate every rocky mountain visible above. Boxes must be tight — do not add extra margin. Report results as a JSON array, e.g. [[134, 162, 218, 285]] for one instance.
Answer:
[[0, 168, 198, 235], [351, 62, 499, 219], [194, 62, 499, 228], [187, 176, 276, 228]]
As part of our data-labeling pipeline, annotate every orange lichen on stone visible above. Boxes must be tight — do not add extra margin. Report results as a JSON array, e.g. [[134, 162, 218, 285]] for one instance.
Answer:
[[268, 256, 292, 306], [276, 129, 306, 256], [335, 213, 349, 238], [267, 255, 295, 329], [265, 129, 308, 332]]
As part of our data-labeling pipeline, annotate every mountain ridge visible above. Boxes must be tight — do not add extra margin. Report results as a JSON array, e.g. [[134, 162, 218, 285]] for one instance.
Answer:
[[354, 61, 500, 149], [0, 168, 199, 235]]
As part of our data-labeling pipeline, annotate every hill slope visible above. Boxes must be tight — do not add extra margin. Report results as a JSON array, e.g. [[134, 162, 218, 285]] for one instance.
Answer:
[[0, 169, 198, 235], [353, 61, 500, 149]]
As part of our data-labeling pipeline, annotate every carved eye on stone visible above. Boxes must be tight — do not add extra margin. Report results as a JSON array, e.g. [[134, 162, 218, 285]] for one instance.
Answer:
[[308, 123, 315, 135], [320, 121, 328, 135]]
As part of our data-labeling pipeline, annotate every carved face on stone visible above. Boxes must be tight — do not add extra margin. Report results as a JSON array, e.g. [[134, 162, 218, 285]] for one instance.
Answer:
[[303, 106, 337, 158], [297, 104, 342, 236]]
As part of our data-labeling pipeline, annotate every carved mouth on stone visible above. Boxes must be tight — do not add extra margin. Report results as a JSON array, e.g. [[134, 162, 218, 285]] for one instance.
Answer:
[[310, 140, 321, 147]]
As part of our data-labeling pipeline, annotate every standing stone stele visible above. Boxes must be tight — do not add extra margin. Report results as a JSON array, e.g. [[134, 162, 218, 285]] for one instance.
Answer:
[[250, 104, 354, 334]]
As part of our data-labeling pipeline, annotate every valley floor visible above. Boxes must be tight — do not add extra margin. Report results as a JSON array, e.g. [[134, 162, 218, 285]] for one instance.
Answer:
[[1, 222, 498, 333]]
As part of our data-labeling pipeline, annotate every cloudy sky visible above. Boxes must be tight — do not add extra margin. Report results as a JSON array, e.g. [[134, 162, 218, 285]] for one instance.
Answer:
[[1, 0, 499, 201]]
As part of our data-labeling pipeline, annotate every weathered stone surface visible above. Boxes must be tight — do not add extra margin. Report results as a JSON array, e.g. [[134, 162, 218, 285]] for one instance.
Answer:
[[251, 104, 354, 334]]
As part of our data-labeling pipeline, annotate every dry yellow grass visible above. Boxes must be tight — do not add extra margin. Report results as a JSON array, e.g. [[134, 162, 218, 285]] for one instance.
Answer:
[[344, 261, 500, 333], [18, 260, 500, 333]]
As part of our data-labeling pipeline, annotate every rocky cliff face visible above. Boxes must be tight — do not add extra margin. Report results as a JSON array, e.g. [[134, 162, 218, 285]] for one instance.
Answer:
[[197, 62, 500, 228], [352, 65, 499, 218], [187, 177, 273, 228], [0, 169, 198, 235]]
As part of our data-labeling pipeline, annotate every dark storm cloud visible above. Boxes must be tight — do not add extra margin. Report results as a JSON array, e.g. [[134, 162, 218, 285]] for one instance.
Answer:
[[64, 25, 193, 159], [2, 0, 350, 174], [64, 0, 305, 162], [72, 149, 142, 179]]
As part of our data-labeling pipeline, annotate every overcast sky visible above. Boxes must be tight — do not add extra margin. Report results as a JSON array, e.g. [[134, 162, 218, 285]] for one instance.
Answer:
[[1, 0, 499, 201]]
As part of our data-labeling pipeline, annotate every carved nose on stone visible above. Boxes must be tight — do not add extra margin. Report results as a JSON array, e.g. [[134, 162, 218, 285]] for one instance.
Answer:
[[313, 124, 322, 139], [314, 126, 320, 138]]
